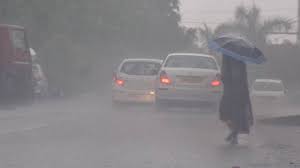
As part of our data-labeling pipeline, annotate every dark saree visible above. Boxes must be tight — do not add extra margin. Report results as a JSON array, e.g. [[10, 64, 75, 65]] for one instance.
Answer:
[[219, 56, 253, 134]]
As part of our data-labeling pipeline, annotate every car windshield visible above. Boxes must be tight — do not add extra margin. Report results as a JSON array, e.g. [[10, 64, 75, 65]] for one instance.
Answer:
[[121, 61, 161, 76], [165, 55, 217, 69], [253, 82, 284, 92]]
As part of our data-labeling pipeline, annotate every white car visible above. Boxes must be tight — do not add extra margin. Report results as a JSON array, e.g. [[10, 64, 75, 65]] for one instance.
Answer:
[[112, 58, 163, 104], [251, 79, 286, 103], [155, 53, 222, 110]]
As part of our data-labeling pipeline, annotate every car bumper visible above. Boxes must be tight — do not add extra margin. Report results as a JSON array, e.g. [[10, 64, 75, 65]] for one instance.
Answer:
[[112, 88, 155, 103], [251, 96, 283, 104], [156, 87, 222, 103]]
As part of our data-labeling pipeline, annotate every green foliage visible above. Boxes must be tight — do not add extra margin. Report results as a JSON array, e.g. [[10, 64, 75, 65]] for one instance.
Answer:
[[0, 0, 197, 94]]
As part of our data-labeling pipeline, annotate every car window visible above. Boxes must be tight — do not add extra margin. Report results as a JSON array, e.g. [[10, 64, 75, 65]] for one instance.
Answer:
[[253, 82, 284, 92], [165, 55, 218, 70], [120, 61, 161, 76], [11, 30, 26, 51]]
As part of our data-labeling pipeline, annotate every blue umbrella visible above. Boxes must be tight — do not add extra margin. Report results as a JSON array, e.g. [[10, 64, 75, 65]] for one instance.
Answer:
[[208, 35, 266, 64]]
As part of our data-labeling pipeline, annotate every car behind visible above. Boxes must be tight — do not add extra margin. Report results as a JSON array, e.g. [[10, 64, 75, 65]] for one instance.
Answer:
[[155, 53, 222, 110], [112, 59, 162, 105], [251, 79, 287, 104]]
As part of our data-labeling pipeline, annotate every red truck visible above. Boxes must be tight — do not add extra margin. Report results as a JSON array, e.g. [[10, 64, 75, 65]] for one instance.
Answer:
[[0, 24, 33, 103]]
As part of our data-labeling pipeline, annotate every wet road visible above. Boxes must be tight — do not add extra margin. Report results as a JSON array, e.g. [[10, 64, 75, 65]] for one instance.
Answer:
[[0, 95, 295, 168]]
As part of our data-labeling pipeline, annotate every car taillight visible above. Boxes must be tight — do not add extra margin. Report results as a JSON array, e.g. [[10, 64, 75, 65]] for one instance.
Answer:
[[160, 71, 172, 85], [115, 78, 125, 86], [113, 73, 125, 86], [210, 73, 222, 87], [211, 80, 221, 87]]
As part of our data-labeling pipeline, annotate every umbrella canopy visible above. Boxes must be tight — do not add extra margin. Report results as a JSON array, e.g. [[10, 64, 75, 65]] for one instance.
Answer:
[[208, 35, 266, 64]]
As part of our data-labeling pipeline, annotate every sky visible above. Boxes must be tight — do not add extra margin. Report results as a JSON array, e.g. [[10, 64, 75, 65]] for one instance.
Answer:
[[180, 0, 298, 43], [181, 0, 297, 27]]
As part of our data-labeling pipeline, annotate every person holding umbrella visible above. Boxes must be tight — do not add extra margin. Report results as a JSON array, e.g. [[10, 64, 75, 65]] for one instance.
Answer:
[[209, 35, 266, 145]]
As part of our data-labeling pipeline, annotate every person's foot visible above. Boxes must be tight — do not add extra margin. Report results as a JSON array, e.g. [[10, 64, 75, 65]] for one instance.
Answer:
[[225, 133, 233, 142]]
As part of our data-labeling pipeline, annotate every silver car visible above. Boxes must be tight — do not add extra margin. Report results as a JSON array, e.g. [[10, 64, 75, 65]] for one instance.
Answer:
[[112, 58, 163, 104], [251, 79, 287, 104], [155, 53, 222, 110]]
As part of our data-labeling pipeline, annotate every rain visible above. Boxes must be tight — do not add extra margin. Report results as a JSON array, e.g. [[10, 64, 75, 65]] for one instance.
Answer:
[[0, 0, 299, 167]]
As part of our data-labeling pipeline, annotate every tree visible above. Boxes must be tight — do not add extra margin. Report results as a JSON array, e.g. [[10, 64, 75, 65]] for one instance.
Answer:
[[197, 23, 235, 52], [198, 5, 293, 50], [198, 24, 215, 48], [215, 5, 293, 48], [0, 0, 197, 94]]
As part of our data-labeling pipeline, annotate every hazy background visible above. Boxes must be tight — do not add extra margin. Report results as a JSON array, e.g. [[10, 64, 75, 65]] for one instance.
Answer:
[[1, 0, 299, 99], [181, 0, 297, 27]]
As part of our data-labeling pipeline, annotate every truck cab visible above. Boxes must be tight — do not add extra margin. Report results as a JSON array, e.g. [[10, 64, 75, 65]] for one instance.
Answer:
[[0, 24, 33, 103]]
